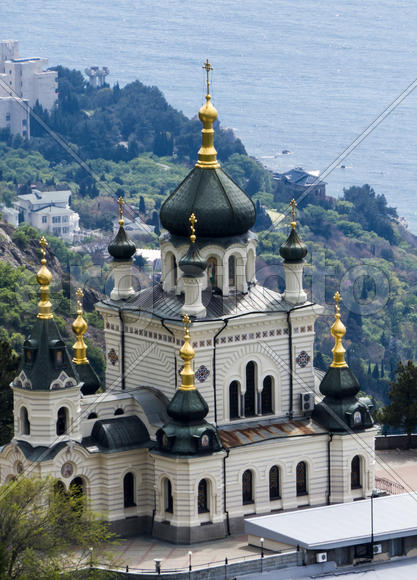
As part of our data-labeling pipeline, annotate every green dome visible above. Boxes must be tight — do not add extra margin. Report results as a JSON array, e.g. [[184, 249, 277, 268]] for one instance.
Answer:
[[179, 243, 207, 277], [167, 388, 208, 423], [319, 366, 360, 399], [108, 224, 136, 261], [279, 227, 307, 262], [160, 167, 256, 238]]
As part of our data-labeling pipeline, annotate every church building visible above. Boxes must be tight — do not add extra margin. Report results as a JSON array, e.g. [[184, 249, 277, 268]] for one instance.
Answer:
[[0, 65, 376, 544]]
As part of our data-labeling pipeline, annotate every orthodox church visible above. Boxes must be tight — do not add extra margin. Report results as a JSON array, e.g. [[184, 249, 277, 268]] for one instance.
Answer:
[[0, 66, 376, 544]]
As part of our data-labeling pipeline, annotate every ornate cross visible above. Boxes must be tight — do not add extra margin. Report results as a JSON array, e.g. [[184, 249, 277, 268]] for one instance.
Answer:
[[202, 59, 213, 94], [76, 287, 84, 311], [290, 198, 297, 222], [189, 213, 197, 243], [39, 236, 48, 260], [117, 196, 124, 220], [333, 291, 342, 313]]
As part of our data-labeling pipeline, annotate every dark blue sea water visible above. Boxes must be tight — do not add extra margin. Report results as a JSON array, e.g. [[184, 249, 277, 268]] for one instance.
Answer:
[[3, 0, 417, 230]]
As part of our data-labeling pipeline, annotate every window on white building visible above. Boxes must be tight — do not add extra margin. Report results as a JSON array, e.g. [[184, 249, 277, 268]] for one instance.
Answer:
[[5, 113, 10, 121], [53, 227, 61, 235], [62, 227, 69, 234], [52, 216, 61, 223], [42, 216, 47, 224], [62, 216, 68, 222]]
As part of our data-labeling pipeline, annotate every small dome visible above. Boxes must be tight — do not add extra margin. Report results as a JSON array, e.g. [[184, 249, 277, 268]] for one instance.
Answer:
[[279, 227, 307, 262], [167, 388, 209, 423], [160, 167, 256, 238], [108, 224, 136, 261], [179, 243, 207, 277], [199, 95, 218, 125]]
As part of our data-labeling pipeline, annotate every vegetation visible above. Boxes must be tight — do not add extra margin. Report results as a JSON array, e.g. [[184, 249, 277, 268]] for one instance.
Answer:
[[377, 361, 417, 446], [0, 476, 115, 578], [0, 340, 19, 445]]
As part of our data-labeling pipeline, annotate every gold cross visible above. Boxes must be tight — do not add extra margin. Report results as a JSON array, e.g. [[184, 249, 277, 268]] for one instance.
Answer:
[[39, 236, 48, 259], [202, 59, 213, 94], [76, 287, 84, 310], [183, 313, 191, 335], [189, 213, 197, 243], [117, 196, 124, 220], [333, 291, 342, 313], [290, 198, 297, 222]]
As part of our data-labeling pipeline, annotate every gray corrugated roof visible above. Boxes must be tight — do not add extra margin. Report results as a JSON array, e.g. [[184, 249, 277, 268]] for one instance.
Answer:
[[89, 415, 150, 453], [131, 387, 169, 427], [102, 283, 289, 321], [245, 493, 417, 550], [17, 190, 71, 205]]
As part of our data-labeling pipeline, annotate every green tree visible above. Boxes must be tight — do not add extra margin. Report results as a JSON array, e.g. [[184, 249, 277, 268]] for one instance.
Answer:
[[0, 339, 19, 444], [0, 476, 116, 579], [379, 361, 417, 448]]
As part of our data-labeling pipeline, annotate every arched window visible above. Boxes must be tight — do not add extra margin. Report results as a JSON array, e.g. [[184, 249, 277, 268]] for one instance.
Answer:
[[228, 255, 236, 287], [269, 466, 280, 500], [70, 477, 84, 504], [246, 249, 255, 283], [54, 480, 66, 495], [198, 479, 209, 513], [114, 408, 124, 416], [164, 478, 173, 513], [296, 461, 307, 496], [21, 406, 30, 435], [351, 455, 361, 489], [262, 376, 273, 414], [207, 257, 218, 288], [166, 252, 177, 290], [88, 412, 97, 420], [229, 381, 240, 420], [242, 469, 254, 504], [56, 407, 68, 436], [244, 362, 256, 417], [123, 472, 136, 507]]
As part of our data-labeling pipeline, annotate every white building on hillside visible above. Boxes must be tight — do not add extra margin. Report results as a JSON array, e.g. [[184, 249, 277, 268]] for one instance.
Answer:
[[0, 40, 57, 137], [14, 189, 80, 240]]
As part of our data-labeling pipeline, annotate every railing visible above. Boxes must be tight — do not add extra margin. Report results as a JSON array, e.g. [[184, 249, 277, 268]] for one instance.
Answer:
[[73, 549, 301, 578], [375, 476, 406, 495]]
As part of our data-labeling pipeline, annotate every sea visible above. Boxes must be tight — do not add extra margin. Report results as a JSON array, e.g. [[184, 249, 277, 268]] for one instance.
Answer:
[[3, 0, 417, 231]]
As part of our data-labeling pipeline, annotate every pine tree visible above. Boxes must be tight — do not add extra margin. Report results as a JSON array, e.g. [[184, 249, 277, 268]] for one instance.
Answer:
[[367, 362, 371, 376], [139, 195, 146, 214], [381, 359, 385, 377], [380, 361, 417, 448], [372, 363, 380, 379]]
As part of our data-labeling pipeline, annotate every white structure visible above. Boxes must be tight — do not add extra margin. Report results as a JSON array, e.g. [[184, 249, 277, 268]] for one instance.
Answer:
[[0, 82, 376, 545], [0, 40, 57, 137], [14, 189, 80, 240], [84, 66, 110, 88]]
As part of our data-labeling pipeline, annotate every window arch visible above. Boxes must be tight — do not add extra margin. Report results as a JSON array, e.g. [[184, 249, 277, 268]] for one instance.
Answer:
[[246, 249, 255, 283], [229, 380, 240, 420], [123, 472, 136, 507], [244, 362, 256, 417], [88, 412, 97, 420], [228, 255, 236, 288], [269, 466, 280, 500], [56, 407, 68, 436], [54, 480, 66, 495], [207, 257, 218, 288], [242, 469, 254, 504], [351, 455, 361, 489], [262, 376, 273, 414], [164, 478, 173, 513], [296, 461, 307, 496], [114, 408, 124, 416], [70, 476, 85, 501], [198, 479, 209, 513], [165, 251, 177, 290], [20, 406, 30, 435]]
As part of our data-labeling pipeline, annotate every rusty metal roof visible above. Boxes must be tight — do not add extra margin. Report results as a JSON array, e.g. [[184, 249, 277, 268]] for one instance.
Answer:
[[102, 283, 289, 321], [218, 418, 327, 448]]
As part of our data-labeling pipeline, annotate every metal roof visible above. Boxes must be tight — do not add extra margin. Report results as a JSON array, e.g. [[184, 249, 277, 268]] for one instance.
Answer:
[[103, 283, 290, 321], [17, 190, 71, 206], [88, 415, 150, 453], [218, 418, 326, 448], [17, 440, 67, 462], [245, 493, 417, 550]]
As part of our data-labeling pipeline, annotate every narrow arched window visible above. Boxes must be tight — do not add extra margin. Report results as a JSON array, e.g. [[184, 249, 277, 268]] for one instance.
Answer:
[[296, 461, 307, 496], [124, 472, 136, 507], [198, 479, 209, 513], [228, 255, 236, 287], [207, 257, 218, 288], [88, 412, 97, 420], [70, 477, 84, 499], [114, 408, 124, 416], [245, 362, 256, 417], [242, 469, 254, 504], [351, 455, 361, 489], [165, 479, 173, 513], [54, 480, 66, 496], [21, 406, 30, 435], [229, 381, 240, 420], [262, 376, 273, 414], [269, 466, 280, 500], [56, 407, 68, 436]]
